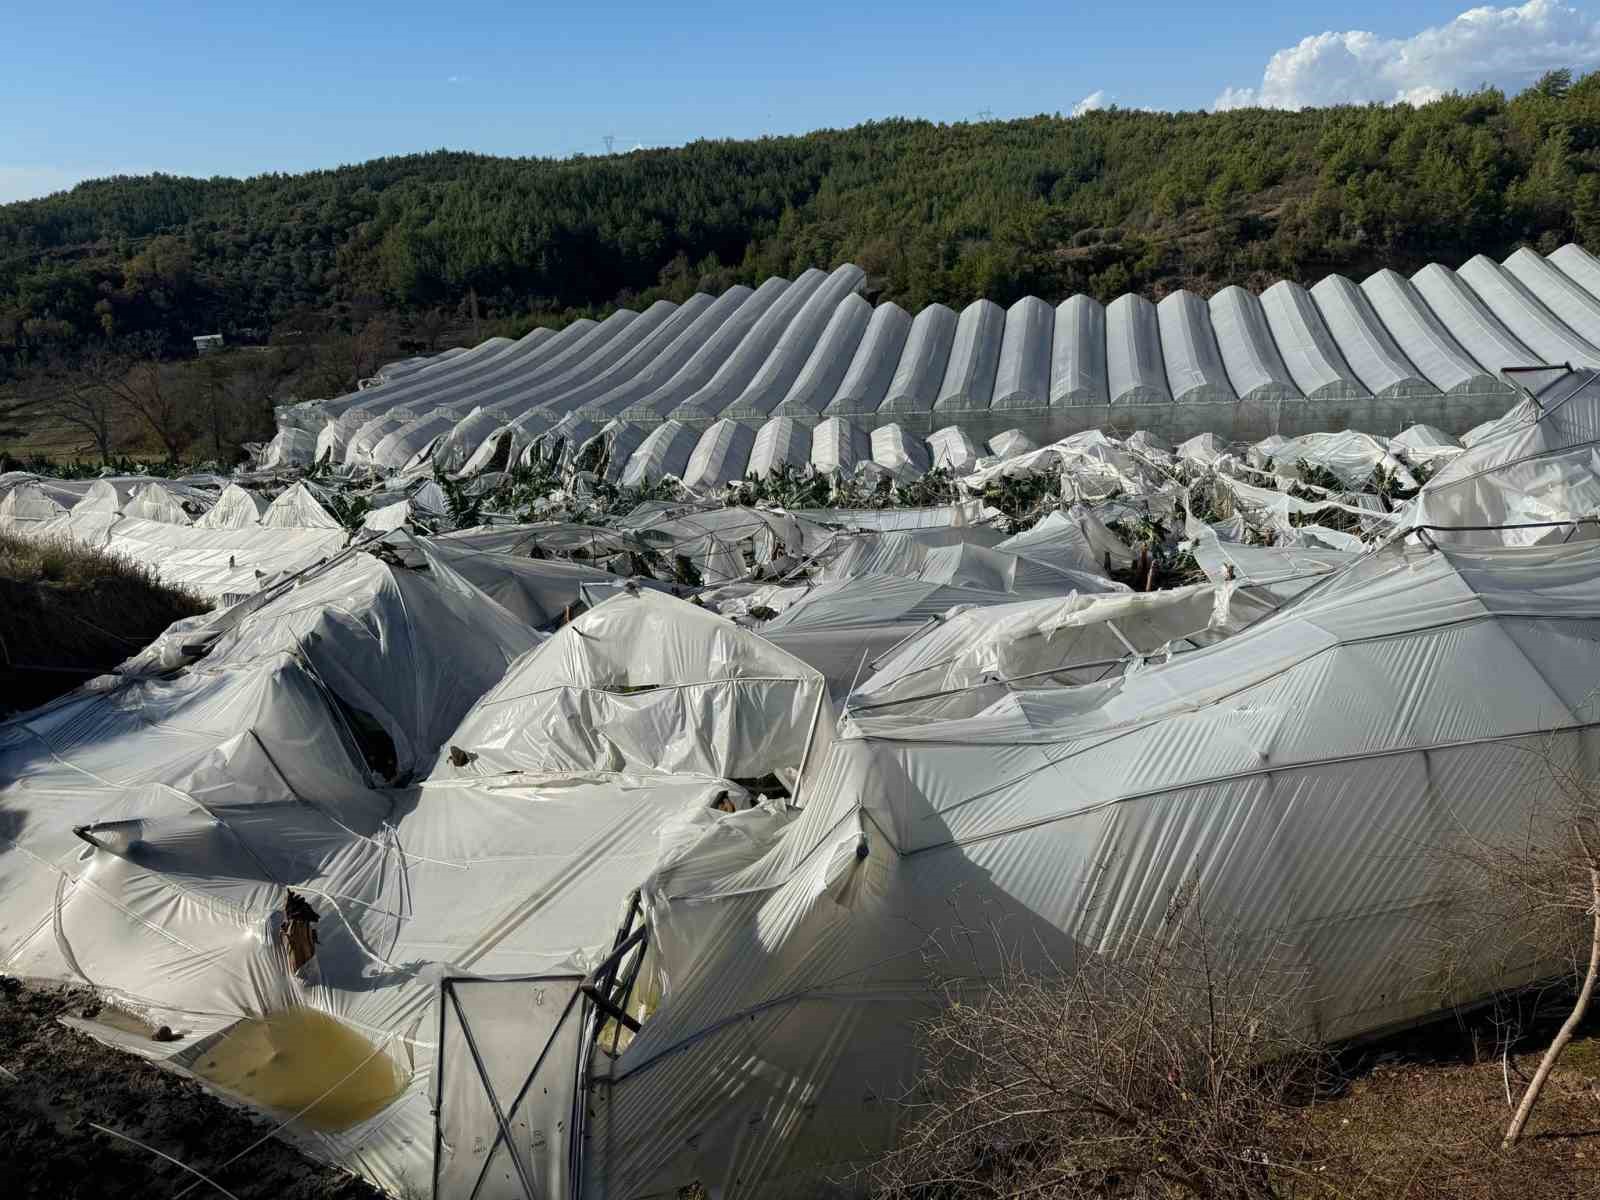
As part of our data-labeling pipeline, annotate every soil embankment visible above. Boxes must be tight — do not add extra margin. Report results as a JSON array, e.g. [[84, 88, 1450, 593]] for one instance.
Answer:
[[0, 977, 389, 1200], [0, 529, 207, 714]]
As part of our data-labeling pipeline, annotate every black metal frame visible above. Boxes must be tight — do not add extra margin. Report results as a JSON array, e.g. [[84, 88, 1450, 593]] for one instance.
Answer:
[[1503, 361, 1574, 411], [580, 891, 649, 1058], [432, 973, 588, 1200]]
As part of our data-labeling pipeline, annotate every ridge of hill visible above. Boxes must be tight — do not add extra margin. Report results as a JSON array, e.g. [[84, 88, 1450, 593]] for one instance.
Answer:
[[2, 70, 1598, 371]]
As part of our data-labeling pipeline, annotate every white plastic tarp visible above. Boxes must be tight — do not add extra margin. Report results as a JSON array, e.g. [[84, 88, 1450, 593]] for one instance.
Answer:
[[1401, 368, 1600, 545], [585, 537, 1600, 1198], [197, 483, 269, 529], [436, 590, 828, 781]]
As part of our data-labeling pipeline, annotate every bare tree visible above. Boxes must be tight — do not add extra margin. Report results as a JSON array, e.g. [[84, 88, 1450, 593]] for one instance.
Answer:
[[415, 306, 449, 353], [870, 887, 1335, 1200], [305, 332, 358, 397], [339, 293, 392, 389], [29, 353, 122, 463], [351, 316, 389, 386], [194, 356, 283, 462], [125, 362, 194, 463], [83, 348, 194, 464], [225, 360, 276, 443]]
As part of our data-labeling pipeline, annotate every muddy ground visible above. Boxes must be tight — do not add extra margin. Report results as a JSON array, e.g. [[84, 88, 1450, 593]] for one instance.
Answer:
[[0, 977, 387, 1200], [7, 970, 1600, 1198], [1301, 1010, 1600, 1200]]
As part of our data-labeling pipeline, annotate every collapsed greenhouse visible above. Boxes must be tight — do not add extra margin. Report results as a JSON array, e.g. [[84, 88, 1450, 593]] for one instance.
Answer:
[[7, 268, 1600, 1197]]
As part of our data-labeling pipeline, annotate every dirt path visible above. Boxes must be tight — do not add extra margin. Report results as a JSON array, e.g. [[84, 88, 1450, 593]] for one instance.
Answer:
[[0, 977, 389, 1200]]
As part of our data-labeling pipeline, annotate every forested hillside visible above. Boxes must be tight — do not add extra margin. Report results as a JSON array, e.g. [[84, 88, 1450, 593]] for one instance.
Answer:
[[3, 69, 1598, 377]]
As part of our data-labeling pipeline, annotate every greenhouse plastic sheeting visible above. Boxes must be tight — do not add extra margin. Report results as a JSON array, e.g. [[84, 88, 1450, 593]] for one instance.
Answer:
[[1259, 281, 1368, 400], [259, 244, 1600, 469], [759, 573, 1072, 696], [1362, 269, 1493, 395], [583, 536, 1600, 1199], [0, 481, 68, 525], [1388, 423, 1464, 466], [1308, 275, 1431, 398], [1209, 285, 1301, 403], [436, 589, 828, 781], [963, 429, 1163, 498], [1188, 526, 1357, 603], [880, 303, 956, 414], [709, 266, 863, 423], [27, 510, 346, 599], [821, 302, 910, 417], [745, 416, 811, 480], [680, 420, 754, 491], [660, 271, 830, 424], [1050, 295, 1109, 406], [385, 534, 648, 629], [991, 506, 1133, 575], [609, 282, 785, 423], [1158, 291, 1235, 404], [73, 479, 122, 515], [1, 690, 766, 1196], [991, 296, 1054, 411], [816, 530, 1120, 598], [849, 583, 1280, 720], [933, 299, 1004, 416], [1402, 368, 1600, 544], [21, 370, 1600, 1200], [1263, 430, 1418, 490], [753, 291, 873, 423], [261, 481, 343, 530], [0, 549, 546, 1189], [197, 483, 269, 529], [121, 481, 194, 525]]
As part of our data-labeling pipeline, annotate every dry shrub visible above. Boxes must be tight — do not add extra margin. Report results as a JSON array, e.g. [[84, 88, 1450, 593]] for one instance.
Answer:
[[870, 890, 1336, 1200], [0, 528, 200, 598], [5, 529, 137, 588], [1429, 733, 1600, 1147]]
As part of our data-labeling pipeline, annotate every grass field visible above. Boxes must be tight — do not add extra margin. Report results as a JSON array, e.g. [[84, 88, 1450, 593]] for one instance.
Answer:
[[0, 400, 166, 465], [1299, 1009, 1600, 1198]]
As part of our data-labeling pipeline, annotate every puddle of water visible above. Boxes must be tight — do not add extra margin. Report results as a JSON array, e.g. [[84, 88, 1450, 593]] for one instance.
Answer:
[[192, 1008, 406, 1132]]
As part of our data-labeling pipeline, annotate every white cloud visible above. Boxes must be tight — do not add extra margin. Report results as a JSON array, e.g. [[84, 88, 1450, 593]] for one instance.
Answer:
[[1213, 0, 1600, 110], [1212, 85, 1260, 111], [1070, 89, 1110, 117]]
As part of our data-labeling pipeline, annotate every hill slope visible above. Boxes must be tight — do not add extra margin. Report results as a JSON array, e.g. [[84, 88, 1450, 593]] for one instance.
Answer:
[[3, 70, 1599, 369]]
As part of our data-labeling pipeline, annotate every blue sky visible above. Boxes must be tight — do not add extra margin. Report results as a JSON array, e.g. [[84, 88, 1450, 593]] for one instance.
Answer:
[[4, 0, 1599, 202]]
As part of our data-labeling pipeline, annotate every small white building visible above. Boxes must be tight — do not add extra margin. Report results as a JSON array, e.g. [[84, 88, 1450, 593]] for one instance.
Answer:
[[193, 333, 225, 355]]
